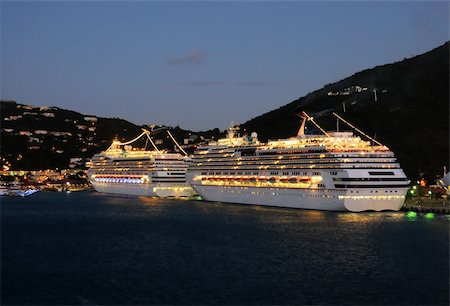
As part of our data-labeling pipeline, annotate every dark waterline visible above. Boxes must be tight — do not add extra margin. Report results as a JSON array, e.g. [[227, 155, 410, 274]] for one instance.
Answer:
[[2, 192, 449, 305]]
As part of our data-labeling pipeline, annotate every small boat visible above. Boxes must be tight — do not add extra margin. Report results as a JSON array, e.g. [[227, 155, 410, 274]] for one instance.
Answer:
[[17, 189, 40, 197], [0, 185, 9, 196], [7, 183, 40, 197]]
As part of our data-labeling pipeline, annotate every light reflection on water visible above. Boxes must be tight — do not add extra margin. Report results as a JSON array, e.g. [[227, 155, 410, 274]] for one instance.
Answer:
[[337, 211, 405, 223], [2, 192, 448, 305]]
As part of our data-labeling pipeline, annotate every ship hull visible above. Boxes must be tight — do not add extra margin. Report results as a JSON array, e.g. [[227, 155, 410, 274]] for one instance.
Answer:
[[91, 181, 155, 196], [192, 185, 346, 211], [91, 181, 195, 198], [189, 184, 407, 212]]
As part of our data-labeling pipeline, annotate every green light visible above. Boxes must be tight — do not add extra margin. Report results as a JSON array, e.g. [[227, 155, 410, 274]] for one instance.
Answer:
[[428, 191, 432, 195], [412, 186, 417, 190], [424, 213, 435, 219], [409, 190, 415, 195], [406, 211, 417, 218]]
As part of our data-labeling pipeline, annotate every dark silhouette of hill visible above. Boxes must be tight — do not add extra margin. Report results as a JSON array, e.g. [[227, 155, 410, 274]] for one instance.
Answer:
[[0, 101, 222, 170], [2, 43, 448, 179], [241, 42, 449, 181]]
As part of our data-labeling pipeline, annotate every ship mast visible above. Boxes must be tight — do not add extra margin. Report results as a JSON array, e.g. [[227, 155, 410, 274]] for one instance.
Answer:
[[295, 111, 308, 136], [142, 129, 160, 152], [332, 112, 385, 146], [167, 130, 188, 156], [105, 129, 160, 152], [295, 110, 330, 137]]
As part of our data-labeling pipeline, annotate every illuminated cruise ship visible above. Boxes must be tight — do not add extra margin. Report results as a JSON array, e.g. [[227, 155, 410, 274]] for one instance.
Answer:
[[87, 129, 196, 198], [186, 111, 410, 212]]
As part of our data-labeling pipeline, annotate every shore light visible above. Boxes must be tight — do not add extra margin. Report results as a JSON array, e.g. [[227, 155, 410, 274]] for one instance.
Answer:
[[406, 211, 417, 218], [424, 213, 435, 219]]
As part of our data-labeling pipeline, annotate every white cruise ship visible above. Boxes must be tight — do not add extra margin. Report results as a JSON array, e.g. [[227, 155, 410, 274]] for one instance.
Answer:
[[87, 130, 196, 198], [186, 111, 410, 212]]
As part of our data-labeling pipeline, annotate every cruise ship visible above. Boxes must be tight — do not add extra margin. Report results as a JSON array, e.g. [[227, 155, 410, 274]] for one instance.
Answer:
[[186, 111, 410, 212], [87, 129, 196, 198]]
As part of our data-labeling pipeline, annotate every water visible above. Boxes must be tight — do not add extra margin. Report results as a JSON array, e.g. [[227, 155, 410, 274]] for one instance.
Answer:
[[1, 192, 449, 305]]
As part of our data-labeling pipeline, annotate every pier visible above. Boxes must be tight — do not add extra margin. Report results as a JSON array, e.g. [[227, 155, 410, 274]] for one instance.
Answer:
[[402, 198, 449, 214]]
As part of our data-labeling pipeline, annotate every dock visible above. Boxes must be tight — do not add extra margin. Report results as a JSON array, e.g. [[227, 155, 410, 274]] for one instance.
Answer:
[[402, 198, 449, 214]]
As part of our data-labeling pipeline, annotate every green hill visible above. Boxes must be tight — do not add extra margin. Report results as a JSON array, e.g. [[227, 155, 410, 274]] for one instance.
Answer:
[[241, 42, 449, 181]]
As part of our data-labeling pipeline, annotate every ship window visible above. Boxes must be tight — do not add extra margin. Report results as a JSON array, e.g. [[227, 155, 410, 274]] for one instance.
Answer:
[[240, 148, 256, 156], [369, 171, 394, 175]]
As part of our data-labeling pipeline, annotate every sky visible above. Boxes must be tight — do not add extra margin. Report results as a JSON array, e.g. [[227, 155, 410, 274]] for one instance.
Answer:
[[1, 1, 448, 131]]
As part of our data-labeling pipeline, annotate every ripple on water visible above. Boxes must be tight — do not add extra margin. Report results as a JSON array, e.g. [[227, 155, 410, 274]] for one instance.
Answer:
[[1, 192, 449, 305]]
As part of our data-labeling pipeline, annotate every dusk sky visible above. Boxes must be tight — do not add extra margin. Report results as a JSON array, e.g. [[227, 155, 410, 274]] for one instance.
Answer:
[[1, 1, 448, 131]]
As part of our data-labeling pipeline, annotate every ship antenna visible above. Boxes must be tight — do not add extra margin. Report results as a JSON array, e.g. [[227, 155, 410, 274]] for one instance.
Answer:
[[167, 130, 188, 156], [332, 112, 384, 146]]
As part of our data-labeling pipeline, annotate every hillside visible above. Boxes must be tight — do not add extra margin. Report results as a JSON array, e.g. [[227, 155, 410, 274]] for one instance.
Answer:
[[0, 101, 222, 170], [241, 42, 449, 180], [2, 43, 448, 178]]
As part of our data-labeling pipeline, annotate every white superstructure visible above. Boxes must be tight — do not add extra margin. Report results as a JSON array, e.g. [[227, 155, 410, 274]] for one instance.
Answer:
[[186, 112, 410, 212], [87, 130, 196, 198]]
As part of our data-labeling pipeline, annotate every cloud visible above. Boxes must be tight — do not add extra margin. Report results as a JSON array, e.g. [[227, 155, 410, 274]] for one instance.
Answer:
[[236, 81, 279, 87], [181, 81, 223, 86], [168, 51, 209, 65]]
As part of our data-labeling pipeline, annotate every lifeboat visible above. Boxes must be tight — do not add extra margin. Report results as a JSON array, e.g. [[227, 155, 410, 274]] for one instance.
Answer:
[[268, 177, 277, 183], [280, 177, 289, 183], [298, 177, 311, 183]]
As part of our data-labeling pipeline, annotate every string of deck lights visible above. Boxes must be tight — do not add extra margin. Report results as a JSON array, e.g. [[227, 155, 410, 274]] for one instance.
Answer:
[[93, 175, 147, 184]]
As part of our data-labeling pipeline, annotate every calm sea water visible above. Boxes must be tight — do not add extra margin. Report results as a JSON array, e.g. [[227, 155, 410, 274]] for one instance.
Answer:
[[1, 191, 449, 305]]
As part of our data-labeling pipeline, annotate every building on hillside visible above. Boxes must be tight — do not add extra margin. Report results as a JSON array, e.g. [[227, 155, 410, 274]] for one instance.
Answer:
[[84, 116, 97, 122]]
